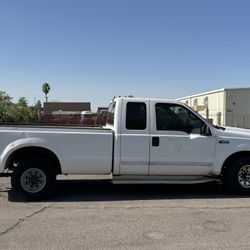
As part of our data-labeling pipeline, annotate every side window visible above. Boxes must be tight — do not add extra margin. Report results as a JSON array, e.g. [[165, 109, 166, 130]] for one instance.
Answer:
[[156, 103, 205, 134], [126, 102, 146, 130]]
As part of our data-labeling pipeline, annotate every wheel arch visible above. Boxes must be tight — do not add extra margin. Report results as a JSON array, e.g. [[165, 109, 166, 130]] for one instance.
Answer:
[[221, 151, 250, 176], [5, 146, 62, 175]]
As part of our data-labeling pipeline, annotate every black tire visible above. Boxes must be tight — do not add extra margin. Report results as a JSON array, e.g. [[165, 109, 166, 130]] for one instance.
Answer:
[[224, 156, 250, 195], [11, 158, 56, 200]]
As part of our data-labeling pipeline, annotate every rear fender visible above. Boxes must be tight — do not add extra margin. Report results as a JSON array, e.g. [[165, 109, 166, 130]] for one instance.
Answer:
[[0, 138, 61, 172]]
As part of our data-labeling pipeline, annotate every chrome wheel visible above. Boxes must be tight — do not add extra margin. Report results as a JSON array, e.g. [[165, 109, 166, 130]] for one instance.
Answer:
[[20, 168, 47, 193], [238, 165, 250, 189]]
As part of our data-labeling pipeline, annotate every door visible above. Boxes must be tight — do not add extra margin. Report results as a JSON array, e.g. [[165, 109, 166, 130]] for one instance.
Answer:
[[149, 102, 216, 175], [119, 100, 150, 174]]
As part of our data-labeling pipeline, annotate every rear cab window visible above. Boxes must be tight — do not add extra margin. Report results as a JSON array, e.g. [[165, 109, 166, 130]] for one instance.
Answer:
[[126, 102, 147, 130]]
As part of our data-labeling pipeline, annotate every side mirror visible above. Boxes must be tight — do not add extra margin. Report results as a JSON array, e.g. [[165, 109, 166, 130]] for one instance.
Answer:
[[202, 124, 212, 136]]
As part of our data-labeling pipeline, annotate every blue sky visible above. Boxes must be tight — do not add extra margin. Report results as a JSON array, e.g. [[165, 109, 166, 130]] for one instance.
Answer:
[[1, 0, 250, 110]]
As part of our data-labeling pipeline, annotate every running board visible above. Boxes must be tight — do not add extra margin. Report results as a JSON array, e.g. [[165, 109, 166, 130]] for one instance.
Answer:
[[112, 175, 221, 184]]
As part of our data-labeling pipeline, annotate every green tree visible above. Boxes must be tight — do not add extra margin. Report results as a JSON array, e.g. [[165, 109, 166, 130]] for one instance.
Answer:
[[0, 91, 13, 122], [17, 97, 28, 107], [42, 83, 51, 102], [0, 91, 40, 123]]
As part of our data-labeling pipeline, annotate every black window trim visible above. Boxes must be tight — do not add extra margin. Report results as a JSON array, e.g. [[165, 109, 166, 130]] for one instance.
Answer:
[[126, 101, 147, 130], [155, 102, 211, 135]]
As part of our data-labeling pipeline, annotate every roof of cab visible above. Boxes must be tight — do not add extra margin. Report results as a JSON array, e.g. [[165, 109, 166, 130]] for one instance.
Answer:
[[113, 96, 183, 104]]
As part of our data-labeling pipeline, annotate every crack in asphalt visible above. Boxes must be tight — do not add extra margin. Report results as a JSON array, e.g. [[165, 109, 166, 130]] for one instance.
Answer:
[[0, 204, 54, 237]]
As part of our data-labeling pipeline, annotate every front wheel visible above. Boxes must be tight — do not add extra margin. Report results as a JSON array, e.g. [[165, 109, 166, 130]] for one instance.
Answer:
[[11, 158, 56, 200], [224, 157, 250, 194]]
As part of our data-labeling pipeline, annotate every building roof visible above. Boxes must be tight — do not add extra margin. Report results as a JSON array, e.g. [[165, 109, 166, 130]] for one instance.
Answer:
[[177, 87, 250, 100], [44, 102, 91, 114]]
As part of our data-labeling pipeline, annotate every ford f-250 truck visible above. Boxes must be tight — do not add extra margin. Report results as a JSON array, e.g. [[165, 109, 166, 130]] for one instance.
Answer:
[[1, 97, 250, 199]]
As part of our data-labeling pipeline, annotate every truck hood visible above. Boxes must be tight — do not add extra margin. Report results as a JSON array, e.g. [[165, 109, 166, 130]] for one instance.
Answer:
[[217, 126, 250, 139]]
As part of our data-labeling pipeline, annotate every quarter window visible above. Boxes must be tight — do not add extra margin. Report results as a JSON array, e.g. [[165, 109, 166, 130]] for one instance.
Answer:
[[126, 102, 146, 130]]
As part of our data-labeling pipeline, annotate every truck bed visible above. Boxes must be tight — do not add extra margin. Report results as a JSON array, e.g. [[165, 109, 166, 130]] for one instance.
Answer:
[[0, 125, 113, 175]]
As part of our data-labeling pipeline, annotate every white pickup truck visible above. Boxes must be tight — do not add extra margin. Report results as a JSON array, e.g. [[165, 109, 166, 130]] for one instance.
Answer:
[[1, 97, 250, 199]]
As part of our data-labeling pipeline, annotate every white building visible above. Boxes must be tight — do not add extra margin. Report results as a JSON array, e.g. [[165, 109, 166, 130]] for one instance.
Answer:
[[177, 88, 250, 129]]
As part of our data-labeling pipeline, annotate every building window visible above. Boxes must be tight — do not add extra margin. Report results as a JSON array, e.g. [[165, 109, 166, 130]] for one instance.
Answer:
[[185, 100, 189, 106]]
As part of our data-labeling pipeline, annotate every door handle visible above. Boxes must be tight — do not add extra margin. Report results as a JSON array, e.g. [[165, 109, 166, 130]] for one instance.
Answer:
[[152, 137, 160, 147]]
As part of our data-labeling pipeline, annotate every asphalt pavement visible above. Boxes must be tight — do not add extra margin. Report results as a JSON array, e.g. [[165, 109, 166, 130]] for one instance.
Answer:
[[1, 175, 250, 250]]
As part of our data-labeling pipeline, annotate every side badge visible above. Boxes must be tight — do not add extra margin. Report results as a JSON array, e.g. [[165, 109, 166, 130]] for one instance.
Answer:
[[218, 140, 230, 144]]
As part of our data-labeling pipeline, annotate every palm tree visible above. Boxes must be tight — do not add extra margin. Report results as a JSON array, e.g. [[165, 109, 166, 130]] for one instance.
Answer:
[[42, 83, 51, 102]]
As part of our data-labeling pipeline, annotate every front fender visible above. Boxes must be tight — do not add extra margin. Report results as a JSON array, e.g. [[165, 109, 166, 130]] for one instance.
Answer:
[[213, 142, 250, 174]]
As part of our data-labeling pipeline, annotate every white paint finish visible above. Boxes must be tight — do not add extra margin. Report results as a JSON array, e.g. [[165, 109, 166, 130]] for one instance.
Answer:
[[119, 99, 150, 175], [53, 132, 113, 174], [1, 97, 250, 182], [0, 126, 113, 174], [111, 99, 123, 175], [212, 126, 250, 174], [120, 134, 149, 174], [0, 137, 61, 172], [149, 100, 216, 175]]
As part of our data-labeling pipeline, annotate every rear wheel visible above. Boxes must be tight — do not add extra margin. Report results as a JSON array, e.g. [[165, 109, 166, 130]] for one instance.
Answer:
[[224, 157, 250, 194], [11, 158, 56, 200]]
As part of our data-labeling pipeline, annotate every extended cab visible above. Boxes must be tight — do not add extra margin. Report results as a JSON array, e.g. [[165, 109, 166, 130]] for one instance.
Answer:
[[1, 97, 250, 199]]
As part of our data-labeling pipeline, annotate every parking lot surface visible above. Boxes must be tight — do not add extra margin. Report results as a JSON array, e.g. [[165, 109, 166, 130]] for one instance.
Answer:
[[1, 175, 250, 250]]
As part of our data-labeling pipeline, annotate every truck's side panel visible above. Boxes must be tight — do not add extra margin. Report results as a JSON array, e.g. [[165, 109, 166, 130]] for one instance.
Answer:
[[149, 100, 216, 175], [119, 100, 150, 175], [0, 127, 113, 174], [110, 100, 123, 175]]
